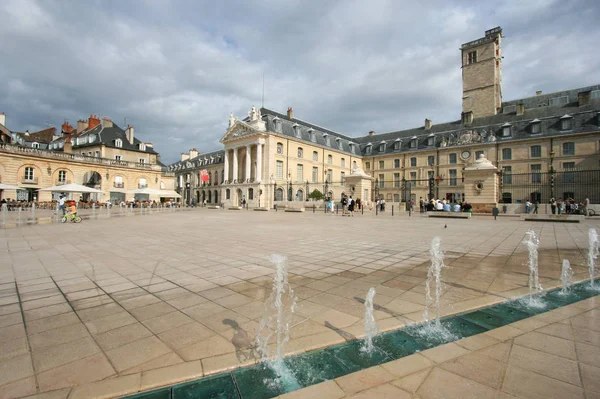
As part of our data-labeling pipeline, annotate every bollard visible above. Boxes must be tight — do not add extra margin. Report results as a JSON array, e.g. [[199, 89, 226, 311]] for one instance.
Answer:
[[376, 206, 378, 216], [18, 207, 22, 224], [92, 203, 96, 217], [32, 203, 36, 220], [336, 205, 338, 214], [392, 205, 394, 216], [313, 205, 315, 213], [362, 206, 364, 215]]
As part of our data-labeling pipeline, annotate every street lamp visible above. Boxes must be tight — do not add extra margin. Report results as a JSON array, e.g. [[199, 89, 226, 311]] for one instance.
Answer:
[[305, 180, 309, 201], [375, 178, 379, 200], [324, 179, 329, 201], [287, 171, 292, 201]]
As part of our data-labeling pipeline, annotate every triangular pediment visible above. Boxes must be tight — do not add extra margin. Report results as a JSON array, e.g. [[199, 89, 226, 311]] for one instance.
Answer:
[[220, 120, 258, 143]]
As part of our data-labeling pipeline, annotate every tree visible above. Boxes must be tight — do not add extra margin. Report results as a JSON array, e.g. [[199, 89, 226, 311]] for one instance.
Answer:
[[308, 189, 324, 201]]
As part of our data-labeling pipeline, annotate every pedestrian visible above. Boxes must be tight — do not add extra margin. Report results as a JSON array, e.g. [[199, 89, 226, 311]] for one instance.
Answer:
[[525, 200, 531, 214], [533, 201, 539, 214], [419, 197, 424, 213], [58, 195, 66, 216], [348, 195, 355, 217], [586, 197, 590, 216], [550, 197, 557, 215]]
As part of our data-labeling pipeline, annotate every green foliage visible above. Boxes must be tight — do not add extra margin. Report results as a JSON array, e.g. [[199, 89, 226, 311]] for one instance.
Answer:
[[308, 189, 324, 201]]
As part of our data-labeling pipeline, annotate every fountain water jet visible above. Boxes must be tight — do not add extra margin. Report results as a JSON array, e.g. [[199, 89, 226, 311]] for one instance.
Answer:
[[589, 228, 599, 289], [523, 230, 544, 308], [361, 287, 379, 354], [255, 254, 298, 381], [560, 259, 573, 295]]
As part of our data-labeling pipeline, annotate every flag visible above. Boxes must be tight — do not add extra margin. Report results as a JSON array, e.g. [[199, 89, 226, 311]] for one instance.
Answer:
[[200, 169, 210, 182]]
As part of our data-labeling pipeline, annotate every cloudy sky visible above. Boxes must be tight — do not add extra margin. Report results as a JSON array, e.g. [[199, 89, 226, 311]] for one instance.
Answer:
[[1, 0, 599, 164]]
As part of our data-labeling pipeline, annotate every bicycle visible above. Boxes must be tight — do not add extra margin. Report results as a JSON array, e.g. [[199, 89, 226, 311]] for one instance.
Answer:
[[61, 213, 82, 223]]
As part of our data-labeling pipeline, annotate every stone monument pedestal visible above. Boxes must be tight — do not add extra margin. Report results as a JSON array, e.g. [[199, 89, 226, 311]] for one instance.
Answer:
[[344, 165, 373, 206], [463, 155, 499, 214]]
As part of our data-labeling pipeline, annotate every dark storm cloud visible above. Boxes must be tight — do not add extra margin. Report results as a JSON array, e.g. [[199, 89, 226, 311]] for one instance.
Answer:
[[1, 0, 599, 163]]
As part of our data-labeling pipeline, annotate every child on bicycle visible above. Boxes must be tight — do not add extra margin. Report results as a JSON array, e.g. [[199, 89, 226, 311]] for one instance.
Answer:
[[68, 201, 78, 221]]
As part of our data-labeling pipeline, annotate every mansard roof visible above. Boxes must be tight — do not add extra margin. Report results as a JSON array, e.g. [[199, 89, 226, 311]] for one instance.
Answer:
[[50, 123, 157, 154], [168, 149, 225, 171], [260, 108, 360, 156]]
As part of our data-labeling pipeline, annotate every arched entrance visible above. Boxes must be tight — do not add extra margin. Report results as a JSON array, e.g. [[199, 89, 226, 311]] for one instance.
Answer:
[[275, 187, 284, 201], [202, 191, 206, 202], [208, 190, 212, 203], [237, 188, 243, 206], [296, 189, 304, 201]]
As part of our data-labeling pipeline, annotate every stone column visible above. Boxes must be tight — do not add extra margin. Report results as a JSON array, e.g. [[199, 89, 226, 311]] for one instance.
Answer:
[[224, 150, 230, 183], [232, 148, 238, 183], [256, 142, 262, 183], [245, 146, 251, 182]]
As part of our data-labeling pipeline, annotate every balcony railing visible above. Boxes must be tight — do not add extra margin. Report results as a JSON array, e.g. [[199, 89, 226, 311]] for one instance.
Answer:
[[114, 182, 125, 188], [55, 179, 71, 185], [138, 183, 148, 189], [21, 177, 38, 184], [0, 143, 163, 172]]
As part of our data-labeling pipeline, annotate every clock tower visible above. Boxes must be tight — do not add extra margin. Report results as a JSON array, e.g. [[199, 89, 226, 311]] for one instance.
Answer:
[[461, 27, 503, 120]]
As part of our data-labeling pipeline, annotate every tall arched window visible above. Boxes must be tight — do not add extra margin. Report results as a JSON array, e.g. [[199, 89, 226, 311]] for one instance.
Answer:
[[297, 147, 303, 158], [275, 187, 284, 201]]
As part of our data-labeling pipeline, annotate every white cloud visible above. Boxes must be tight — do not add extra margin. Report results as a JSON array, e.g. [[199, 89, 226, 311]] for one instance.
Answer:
[[0, 0, 598, 163]]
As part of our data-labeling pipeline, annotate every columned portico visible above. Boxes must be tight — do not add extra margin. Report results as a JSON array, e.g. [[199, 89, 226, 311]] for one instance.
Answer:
[[223, 150, 230, 183], [256, 139, 263, 183], [245, 146, 251, 182]]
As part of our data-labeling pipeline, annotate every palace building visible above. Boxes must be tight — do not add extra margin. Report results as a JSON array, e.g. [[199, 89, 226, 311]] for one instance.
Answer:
[[168, 27, 600, 209], [0, 114, 176, 203]]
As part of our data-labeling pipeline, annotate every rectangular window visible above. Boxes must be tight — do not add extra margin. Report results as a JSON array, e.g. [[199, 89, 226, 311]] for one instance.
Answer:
[[341, 172, 345, 184], [24, 167, 34, 180], [449, 169, 457, 186], [139, 159, 145, 164], [562, 142, 575, 156], [327, 169, 332, 183], [502, 166, 512, 184], [467, 51, 477, 64], [378, 174, 384, 188], [410, 157, 417, 167], [531, 122, 541, 134], [115, 155, 121, 161], [327, 155, 332, 164], [341, 158, 346, 168], [502, 126, 511, 137], [410, 172, 417, 183], [297, 164, 303, 181], [394, 173, 400, 188], [58, 170, 66, 182], [475, 150, 484, 160], [530, 145, 542, 158], [394, 159, 400, 168], [531, 164, 542, 183], [502, 148, 512, 160], [365, 162, 370, 170], [549, 96, 569, 106], [427, 155, 435, 166], [563, 162, 575, 183], [449, 153, 457, 164], [276, 160, 283, 178], [95, 151, 100, 158], [312, 167, 318, 183], [561, 118, 572, 130], [312, 151, 318, 161], [379, 160, 385, 169]]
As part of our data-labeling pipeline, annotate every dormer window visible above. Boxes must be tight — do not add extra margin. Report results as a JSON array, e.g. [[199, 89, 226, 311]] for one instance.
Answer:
[[139, 143, 146, 151], [323, 133, 330, 146], [501, 122, 512, 137], [336, 137, 343, 150], [394, 139, 401, 150], [32, 142, 39, 149], [115, 138, 123, 148], [349, 143, 355, 154], [308, 128, 316, 142], [365, 143, 372, 155], [560, 114, 573, 130], [292, 123, 301, 138], [273, 116, 282, 132], [530, 119, 541, 134], [410, 136, 417, 149], [427, 133, 435, 146], [379, 141, 386, 152]]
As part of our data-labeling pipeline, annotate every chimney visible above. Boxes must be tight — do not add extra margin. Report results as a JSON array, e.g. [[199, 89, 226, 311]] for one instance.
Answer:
[[88, 114, 101, 130], [578, 91, 591, 106], [287, 107, 293, 119], [461, 111, 473, 125], [0, 112, 5, 126], [61, 121, 74, 134], [516, 103, 525, 116], [125, 125, 134, 144], [368, 130, 375, 136], [189, 148, 198, 159], [424, 118, 432, 130], [64, 137, 72, 153], [77, 119, 88, 133], [181, 153, 190, 161], [536, 90, 543, 96], [102, 117, 113, 128]]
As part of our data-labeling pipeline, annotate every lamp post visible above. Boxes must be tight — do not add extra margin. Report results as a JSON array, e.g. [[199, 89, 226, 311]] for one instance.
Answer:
[[375, 178, 379, 201], [185, 182, 191, 207], [287, 171, 292, 201], [324, 179, 329, 201], [305, 180, 309, 201]]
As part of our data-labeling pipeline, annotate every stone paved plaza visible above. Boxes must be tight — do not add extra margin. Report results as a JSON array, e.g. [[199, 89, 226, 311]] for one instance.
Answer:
[[0, 209, 599, 398]]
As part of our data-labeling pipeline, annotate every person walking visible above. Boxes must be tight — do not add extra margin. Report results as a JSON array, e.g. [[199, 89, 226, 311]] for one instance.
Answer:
[[550, 197, 557, 215], [419, 197, 424, 213], [525, 200, 531, 214], [348, 195, 355, 217], [533, 201, 539, 214], [58, 195, 66, 216]]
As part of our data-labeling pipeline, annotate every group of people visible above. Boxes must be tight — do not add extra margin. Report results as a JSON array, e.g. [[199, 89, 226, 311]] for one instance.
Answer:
[[548, 197, 590, 215], [419, 197, 470, 213], [57, 196, 78, 220], [340, 195, 360, 216]]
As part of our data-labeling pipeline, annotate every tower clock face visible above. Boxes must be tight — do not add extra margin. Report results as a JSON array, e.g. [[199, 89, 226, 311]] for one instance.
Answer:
[[461, 150, 471, 160]]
